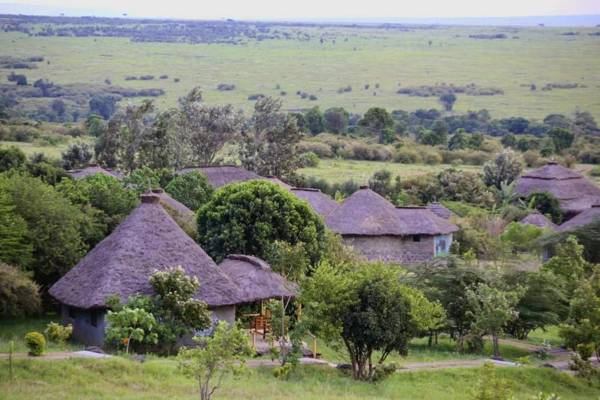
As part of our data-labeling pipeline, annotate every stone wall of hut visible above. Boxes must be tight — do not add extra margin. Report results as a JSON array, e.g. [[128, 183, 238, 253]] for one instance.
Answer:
[[61, 305, 107, 347], [342, 234, 438, 265]]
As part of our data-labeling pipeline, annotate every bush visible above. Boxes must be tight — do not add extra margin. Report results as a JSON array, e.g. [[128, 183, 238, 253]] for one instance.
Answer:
[[165, 171, 213, 211], [44, 322, 73, 346], [0, 263, 40, 318], [394, 148, 422, 164], [298, 152, 320, 168], [24, 331, 46, 356], [422, 151, 442, 165], [589, 165, 600, 177], [296, 141, 334, 158]]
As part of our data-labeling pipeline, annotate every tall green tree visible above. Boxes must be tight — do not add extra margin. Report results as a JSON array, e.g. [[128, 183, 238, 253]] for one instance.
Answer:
[[0, 173, 87, 287], [304, 106, 324, 135], [359, 107, 394, 144], [176, 87, 244, 166], [323, 107, 349, 134], [239, 97, 302, 179], [197, 180, 326, 264], [0, 190, 32, 268], [548, 127, 575, 153], [165, 171, 213, 211]]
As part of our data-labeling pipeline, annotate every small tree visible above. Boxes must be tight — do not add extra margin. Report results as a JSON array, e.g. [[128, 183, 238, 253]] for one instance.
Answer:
[[61, 142, 94, 170], [548, 127, 574, 153], [323, 107, 349, 134], [304, 106, 324, 135], [359, 107, 394, 144], [302, 262, 440, 380], [165, 172, 213, 211], [106, 307, 158, 354], [500, 222, 544, 253], [466, 283, 523, 359], [439, 93, 457, 112], [177, 321, 252, 400], [483, 150, 523, 190], [0, 146, 26, 173]]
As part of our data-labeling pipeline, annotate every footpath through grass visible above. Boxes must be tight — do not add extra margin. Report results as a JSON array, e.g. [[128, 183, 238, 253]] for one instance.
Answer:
[[1, 357, 599, 400]]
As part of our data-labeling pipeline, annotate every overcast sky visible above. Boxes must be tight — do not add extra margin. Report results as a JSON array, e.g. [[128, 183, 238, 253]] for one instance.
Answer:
[[1, 0, 599, 20]]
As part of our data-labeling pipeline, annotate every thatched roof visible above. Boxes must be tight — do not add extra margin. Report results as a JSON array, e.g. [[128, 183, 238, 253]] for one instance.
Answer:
[[266, 176, 292, 189], [176, 165, 262, 188], [291, 188, 339, 217], [426, 202, 454, 220], [219, 255, 298, 303], [395, 207, 459, 235], [556, 205, 600, 233], [149, 189, 197, 237], [520, 212, 557, 230], [49, 194, 241, 309], [325, 187, 457, 236], [67, 164, 123, 180], [515, 162, 600, 213]]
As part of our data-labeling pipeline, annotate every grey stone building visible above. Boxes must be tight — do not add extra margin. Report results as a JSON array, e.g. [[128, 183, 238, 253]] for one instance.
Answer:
[[325, 187, 458, 265]]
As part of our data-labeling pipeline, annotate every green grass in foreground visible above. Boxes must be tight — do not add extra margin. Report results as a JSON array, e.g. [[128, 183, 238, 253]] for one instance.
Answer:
[[1, 357, 599, 400], [299, 159, 482, 184]]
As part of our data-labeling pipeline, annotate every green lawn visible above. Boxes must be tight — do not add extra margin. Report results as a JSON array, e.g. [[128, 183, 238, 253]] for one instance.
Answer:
[[2, 357, 599, 400], [0, 316, 84, 353], [299, 159, 482, 184], [1, 24, 599, 119]]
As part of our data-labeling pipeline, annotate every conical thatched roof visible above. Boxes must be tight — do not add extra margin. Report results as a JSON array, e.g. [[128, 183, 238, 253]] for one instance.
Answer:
[[515, 162, 600, 214], [426, 202, 454, 220], [149, 188, 197, 237], [219, 255, 298, 303], [325, 187, 457, 236], [291, 188, 339, 218], [49, 194, 241, 309], [557, 205, 600, 233], [520, 212, 557, 230], [67, 164, 123, 180], [176, 165, 262, 188], [395, 207, 459, 235]]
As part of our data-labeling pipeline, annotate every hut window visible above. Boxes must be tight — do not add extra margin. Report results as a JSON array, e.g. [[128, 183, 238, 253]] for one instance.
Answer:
[[90, 311, 98, 327], [68, 307, 76, 319], [412, 235, 421, 242]]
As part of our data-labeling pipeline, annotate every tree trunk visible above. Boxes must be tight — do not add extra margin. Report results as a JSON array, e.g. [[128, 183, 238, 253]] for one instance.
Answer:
[[492, 335, 500, 358]]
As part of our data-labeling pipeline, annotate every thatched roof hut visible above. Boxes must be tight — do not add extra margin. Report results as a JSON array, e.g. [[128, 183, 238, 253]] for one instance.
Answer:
[[520, 212, 557, 230], [67, 164, 123, 180], [176, 165, 262, 188], [515, 162, 600, 215], [426, 202, 454, 220], [556, 205, 600, 233], [148, 188, 197, 237], [219, 255, 298, 303], [49, 194, 242, 309], [326, 187, 457, 236], [291, 188, 339, 218]]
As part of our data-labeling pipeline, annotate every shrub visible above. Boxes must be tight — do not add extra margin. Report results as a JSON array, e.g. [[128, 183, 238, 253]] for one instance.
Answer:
[[422, 151, 442, 165], [24, 331, 46, 356], [394, 148, 422, 164], [296, 141, 334, 158], [44, 322, 73, 346], [217, 83, 235, 91], [590, 165, 600, 177], [0, 263, 40, 318], [298, 152, 320, 168], [165, 171, 213, 211]]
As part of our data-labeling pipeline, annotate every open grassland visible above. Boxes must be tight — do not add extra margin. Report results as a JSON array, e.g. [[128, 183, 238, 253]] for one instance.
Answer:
[[1, 25, 600, 119], [2, 357, 599, 400], [299, 159, 482, 184]]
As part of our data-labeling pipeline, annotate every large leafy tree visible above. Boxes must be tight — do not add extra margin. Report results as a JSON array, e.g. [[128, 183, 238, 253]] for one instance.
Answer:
[[0, 146, 26, 173], [197, 180, 326, 264], [176, 87, 244, 166], [0, 173, 87, 287], [302, 262, 442, 380], [0, 189, 32, 268], [56, 173, 138, 240], [165, 171, 213, 211], [323, 107, 349, 134], [239, 97, 302, 179], [60, 142, 93, 170], [359, 107, 394, 144], [503, 271, 568, 339]]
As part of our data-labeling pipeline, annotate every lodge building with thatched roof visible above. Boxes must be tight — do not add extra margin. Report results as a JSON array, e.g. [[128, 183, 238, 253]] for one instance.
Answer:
[[49, 193, 296, 346], [556, 205, 600, 234], [325, 187, 458, 265], [515, 162, 600, 219], [290, 187, 339, 218]]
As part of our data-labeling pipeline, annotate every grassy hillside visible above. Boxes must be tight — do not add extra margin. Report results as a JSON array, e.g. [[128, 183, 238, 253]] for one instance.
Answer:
[[1, 24, 600, 119], [2, 357, 599, 400]]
